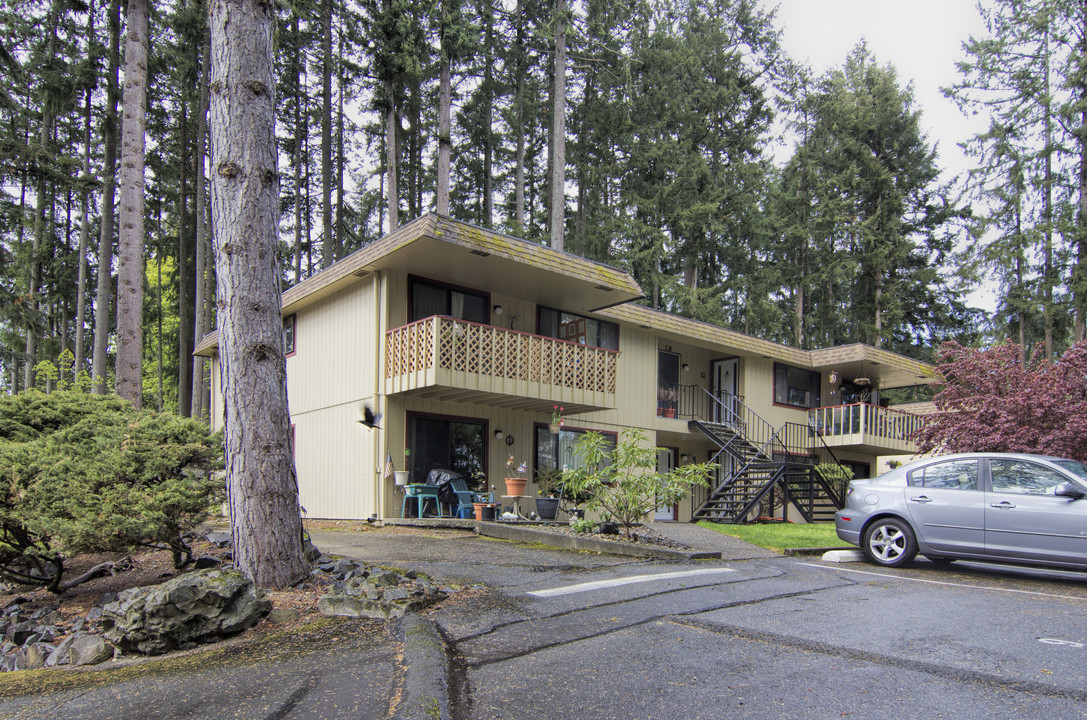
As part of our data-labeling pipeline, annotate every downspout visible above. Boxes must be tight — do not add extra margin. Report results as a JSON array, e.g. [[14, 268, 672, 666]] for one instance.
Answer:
[[374, 270, 386, 522]]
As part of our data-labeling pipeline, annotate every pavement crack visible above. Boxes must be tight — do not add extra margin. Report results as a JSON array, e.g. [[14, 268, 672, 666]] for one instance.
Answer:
[[670, 618, 1087, 704], [260, 672, 320, 720]]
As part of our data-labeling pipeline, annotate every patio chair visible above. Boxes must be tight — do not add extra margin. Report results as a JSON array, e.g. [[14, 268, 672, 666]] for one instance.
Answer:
[[401, 484, 442, 519], [445, 477, 476, 519]]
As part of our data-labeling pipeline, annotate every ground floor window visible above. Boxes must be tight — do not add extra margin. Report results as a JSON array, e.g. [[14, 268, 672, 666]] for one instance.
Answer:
[[407, 414, 486, 485], [535, 424, 617, 476]]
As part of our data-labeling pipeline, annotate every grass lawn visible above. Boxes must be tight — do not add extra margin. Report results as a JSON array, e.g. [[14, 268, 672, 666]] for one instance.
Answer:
[[697, 521, 851, 553]]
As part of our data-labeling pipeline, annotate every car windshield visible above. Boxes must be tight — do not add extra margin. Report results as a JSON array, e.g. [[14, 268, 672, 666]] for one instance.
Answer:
[[1054, 459, 1087, 482]]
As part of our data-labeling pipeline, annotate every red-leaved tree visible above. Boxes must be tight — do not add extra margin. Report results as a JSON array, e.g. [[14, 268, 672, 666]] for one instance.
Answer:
[[913, 341, 1087, 461]]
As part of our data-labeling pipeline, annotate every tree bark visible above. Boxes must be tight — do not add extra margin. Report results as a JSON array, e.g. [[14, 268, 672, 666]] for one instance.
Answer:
[[114, 0, 149, 407], [436, 47, 451, 215], [178, 105, 193, 416], [191, 19, 211, 418], [209, 0, 307, 588], [513, 0, 525, 228], [321, 0, 333, 267], [91, 0, 122, 395], [25, 3, 60, 389], [74, 0, 96, 384], [549, 0, 566, 251]]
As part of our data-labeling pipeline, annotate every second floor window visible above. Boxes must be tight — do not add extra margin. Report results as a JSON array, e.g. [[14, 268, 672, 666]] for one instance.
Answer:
[[538, 307, 618, 350], [410, 277, 489, 324], [774, 363, 820, 409]]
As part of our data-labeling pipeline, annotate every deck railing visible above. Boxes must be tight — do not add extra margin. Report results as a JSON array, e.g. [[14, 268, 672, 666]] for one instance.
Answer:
[[384, 316, 618, 394], [807, 403, 922, 445]]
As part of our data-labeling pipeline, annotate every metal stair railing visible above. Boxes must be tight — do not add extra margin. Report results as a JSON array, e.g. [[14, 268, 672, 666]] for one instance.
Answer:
[[685, 386, 852, 522]]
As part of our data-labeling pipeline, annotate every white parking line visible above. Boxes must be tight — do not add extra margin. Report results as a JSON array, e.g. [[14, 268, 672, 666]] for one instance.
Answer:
[[799, 562, 1087, 602], [528, 568, 737, 598]]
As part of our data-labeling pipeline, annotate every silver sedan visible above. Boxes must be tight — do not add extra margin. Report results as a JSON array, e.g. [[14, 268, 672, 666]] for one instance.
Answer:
[[835, 453, 1087, 569]]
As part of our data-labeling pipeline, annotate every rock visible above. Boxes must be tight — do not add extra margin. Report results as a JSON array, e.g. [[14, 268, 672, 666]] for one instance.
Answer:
[[70, 635, 114, 666], [46, 636, 75, 667], [23, 642, 52, 670], [100, 569, 271, 655], [204, 531, 232, 547], [318, 569, 446, 620], [192, 556, 222, 570], [302, 539, 322, 563], [7, 621, 35, 646], [265, 607, 300, 624], [331, 559, 360, 576]]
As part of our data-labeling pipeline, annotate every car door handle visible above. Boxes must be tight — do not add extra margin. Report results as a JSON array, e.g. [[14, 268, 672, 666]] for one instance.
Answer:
[[909, 496, 932, 503], [990, 501, 1016, 509]]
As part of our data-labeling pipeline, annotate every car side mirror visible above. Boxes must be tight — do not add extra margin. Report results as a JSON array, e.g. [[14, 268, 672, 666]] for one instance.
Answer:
[[1054, 482, 1086, 499]]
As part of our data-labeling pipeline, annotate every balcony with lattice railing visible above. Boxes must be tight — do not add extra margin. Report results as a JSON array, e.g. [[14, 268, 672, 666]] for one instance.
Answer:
[[384, 316, 618, 412]]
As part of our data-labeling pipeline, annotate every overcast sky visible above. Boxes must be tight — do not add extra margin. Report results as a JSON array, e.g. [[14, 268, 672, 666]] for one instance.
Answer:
[[759, 0, 990, 179], [758, 0, 996, 310]]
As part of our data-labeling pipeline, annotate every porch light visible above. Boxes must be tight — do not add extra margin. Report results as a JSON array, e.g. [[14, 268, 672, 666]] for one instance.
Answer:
[[828, 371, 839, 384], [680, 454, 689, 462], [493, 305, 503, 315], [494, 429, 505, 440], [682, 363, 690, 372]]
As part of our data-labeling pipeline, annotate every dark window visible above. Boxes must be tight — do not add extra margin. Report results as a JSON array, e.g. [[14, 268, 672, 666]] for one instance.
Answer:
[[284, 315, 296, 356], [908, 460, 978, 490], [538, 307, 619, 350], [408, 415, 486, 485], [535, 425, 617, 474], [774, 363, 820, 409], [990, 459, 1067, 495], [410, 278, 488, 324], [657, 350, 679, 416]]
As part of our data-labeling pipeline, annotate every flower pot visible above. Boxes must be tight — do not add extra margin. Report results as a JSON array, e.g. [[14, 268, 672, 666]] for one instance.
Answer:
[[663, 408, 676, 419], [536, 497, 559, 521], [549, 423, 560, 435], [393, 471, 410, 486], [473, 502, 486, 522], [480, 504, 498, 521], [505, 477, 528, 496]]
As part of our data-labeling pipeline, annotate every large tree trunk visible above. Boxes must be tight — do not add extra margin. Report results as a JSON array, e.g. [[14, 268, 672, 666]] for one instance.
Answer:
[[191, 20, 211, 418], [91, 0, 122, 394], [177, 105, 193, 416], [74, 0, 96, 384], [321, 0, 334, 267], [436, 49, 451, 215], [482, 0, 493, 227], [25, 4, 60, 389], [549, 0, 566, 251], [114, 0, 149, 407], [209, 0, 307, 588], [513, 0, 525, 228], [383, 0, 398, 231]]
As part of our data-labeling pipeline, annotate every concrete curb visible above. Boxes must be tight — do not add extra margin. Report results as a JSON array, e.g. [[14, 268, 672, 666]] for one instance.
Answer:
[[475, 521, 722, 560], [394, 614, 451, 720], [782, 546, 856, 557]]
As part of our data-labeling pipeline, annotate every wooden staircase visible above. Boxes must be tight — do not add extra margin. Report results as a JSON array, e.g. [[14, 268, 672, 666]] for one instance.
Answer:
[[686, 394, 845, 524]]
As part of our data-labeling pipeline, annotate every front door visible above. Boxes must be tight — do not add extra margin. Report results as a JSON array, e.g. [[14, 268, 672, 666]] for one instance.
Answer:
[[712, 358, 739, 424], [655, 448, 677, 521]]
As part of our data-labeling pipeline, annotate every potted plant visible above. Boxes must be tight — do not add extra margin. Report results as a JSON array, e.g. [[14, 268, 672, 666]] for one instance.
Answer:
[[394, 448, 411, 486], [549, 405, 565, 435], [535, 467, 563, 521], [657, 386, 678, 418], [505, 456, 529, 496]]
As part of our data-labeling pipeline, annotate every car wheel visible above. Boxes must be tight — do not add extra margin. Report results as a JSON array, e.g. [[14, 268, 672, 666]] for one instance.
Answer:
[[862, 518, 917, 567]]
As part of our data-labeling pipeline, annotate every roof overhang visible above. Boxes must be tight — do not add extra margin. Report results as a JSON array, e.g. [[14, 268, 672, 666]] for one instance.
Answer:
[[809, 344, 935, 389], [193, 214, 644, 357]]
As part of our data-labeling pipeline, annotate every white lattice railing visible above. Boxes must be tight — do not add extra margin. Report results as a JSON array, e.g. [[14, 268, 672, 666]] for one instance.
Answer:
[[385, 316, 618, 394], [808, 403, 923, 446]]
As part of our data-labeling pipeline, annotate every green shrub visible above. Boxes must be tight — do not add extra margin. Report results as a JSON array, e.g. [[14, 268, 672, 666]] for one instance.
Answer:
[[0, 390, 223, 592], [562, 429, 715, 539]]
